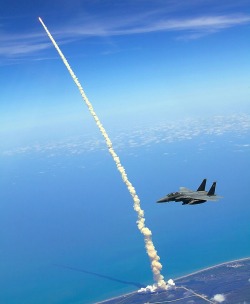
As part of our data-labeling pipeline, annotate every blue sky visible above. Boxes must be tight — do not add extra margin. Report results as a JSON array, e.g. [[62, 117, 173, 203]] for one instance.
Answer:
[[1, 0, 250, 146]]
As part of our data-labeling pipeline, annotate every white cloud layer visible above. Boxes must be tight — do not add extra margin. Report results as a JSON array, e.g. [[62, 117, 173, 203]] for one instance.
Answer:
[[1, 114, 250, 157]]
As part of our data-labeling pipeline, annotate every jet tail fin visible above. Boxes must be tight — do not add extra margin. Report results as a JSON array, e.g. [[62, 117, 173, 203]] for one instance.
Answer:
[[207, 182, 216, 196], [197, 179, 207, 191]]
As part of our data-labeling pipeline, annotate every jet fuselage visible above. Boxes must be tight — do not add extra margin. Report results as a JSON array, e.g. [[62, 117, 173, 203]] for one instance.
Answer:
[[157, 179, 222, 205]]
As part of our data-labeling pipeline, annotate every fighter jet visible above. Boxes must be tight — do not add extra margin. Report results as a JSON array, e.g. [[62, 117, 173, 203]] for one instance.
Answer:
[[157, 179, 222, 205]]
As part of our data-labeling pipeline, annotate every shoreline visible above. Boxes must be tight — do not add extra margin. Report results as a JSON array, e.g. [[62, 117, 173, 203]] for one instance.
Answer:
[[95, 256, 250, 304], [174, 256, 250, 281]]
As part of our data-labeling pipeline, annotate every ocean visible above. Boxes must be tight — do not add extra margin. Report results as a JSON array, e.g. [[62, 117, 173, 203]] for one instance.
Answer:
[[0, 131, 249, 303]]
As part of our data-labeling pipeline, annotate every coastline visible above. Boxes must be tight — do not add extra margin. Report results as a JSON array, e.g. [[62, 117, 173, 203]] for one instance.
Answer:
[[174, 256, 250, 281], [95, 256, 250, 304]]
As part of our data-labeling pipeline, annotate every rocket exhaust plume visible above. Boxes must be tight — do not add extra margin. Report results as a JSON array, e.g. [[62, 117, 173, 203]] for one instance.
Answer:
[[39, 17, 170, 290]]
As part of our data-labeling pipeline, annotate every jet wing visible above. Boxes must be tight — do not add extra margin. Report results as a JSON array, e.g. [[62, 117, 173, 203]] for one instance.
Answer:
[[179, 187, 193, 193], [178, 193, 222, 201], [185, 194, 222, 201], [202, 195, 223, 201]]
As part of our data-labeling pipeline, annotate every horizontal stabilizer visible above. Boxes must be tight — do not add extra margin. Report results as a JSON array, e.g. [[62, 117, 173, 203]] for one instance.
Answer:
[[188, 199, 206, 205]]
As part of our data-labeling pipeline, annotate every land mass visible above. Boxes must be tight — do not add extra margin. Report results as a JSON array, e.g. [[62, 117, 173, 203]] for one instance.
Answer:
[[96, 257, 250, 304]]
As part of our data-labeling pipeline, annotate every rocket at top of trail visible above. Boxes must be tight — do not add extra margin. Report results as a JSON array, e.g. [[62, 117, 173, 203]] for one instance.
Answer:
[[38, 17, 172, 291]]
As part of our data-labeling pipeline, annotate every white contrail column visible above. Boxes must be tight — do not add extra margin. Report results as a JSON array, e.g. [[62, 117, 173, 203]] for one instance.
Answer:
[[39, 17, 170, 290]]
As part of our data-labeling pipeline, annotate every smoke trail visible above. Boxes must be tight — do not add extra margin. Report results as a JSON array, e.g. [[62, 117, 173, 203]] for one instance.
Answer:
[[39, 17, 170, 290]]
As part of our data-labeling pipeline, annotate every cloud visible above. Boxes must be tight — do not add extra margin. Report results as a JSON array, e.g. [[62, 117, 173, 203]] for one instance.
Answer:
[[53, 13, 250, 39], [105, 14, 250, 35], [0, 41, 50, 57], [1, 114, 250, 157], [0, 30, 75, 63], [1, 12, 250, 62], [212, 294, 226, 302]]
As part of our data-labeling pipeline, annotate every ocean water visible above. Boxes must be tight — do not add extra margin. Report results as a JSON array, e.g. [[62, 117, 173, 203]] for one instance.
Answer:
[[0, 132, 250, 303]]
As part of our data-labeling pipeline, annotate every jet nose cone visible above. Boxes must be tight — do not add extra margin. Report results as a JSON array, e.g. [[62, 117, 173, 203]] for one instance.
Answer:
[[156, 197, 167, 203]]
